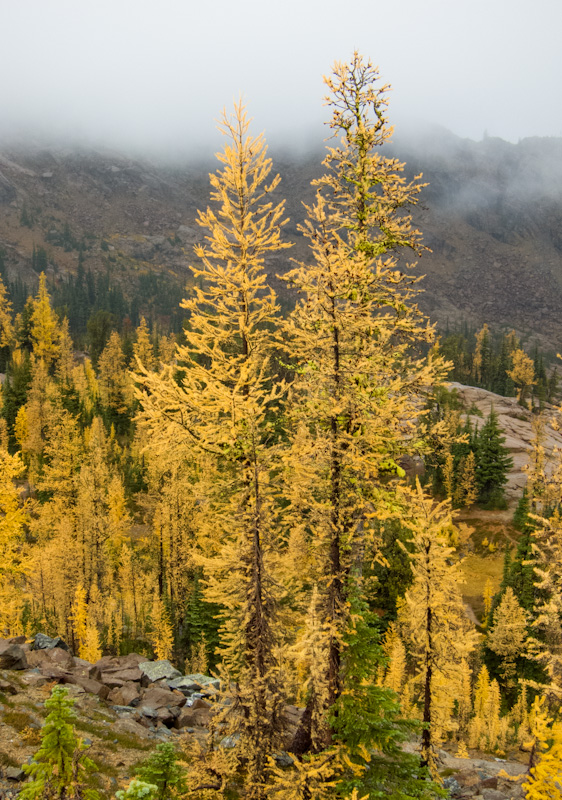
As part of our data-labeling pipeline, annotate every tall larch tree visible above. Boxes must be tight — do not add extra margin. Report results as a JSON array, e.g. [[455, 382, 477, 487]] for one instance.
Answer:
[[30, 272, 60, 368], [397, 482, 476, 771], [527, 509, 562, 705], [0, 445, 29, 634], [135, 101, 291, 798], [280, 53, 446, 794]]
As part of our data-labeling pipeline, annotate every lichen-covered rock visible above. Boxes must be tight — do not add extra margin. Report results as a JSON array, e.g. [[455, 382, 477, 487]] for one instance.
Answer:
[[138, 660, 181, 682], [32, 632, 69, 651], [167, 673, 219, 693]]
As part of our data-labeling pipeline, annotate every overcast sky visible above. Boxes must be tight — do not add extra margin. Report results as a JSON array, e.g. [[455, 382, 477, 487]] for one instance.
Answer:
[[1, 0, 561, 156]]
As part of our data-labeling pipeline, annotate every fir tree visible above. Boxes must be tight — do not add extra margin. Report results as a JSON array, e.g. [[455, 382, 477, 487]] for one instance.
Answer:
[[474, 407, 513, 507], [134, 742, 186, 800], [19, 686, 99, 800]]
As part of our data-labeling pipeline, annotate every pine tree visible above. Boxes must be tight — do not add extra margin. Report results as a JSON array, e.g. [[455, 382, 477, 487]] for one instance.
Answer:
[[136, 101, 291, 798], [19, 686, 100, 800]]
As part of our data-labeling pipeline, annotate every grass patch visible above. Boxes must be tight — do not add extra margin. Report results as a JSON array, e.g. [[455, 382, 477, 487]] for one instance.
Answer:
[[440, 768, 458, 778], [0, 692, 15, 707], [74, 720, 150, 752], [0, 750, 20, 768], [461, 552, 505, 621], [2, 709, 35, 732]]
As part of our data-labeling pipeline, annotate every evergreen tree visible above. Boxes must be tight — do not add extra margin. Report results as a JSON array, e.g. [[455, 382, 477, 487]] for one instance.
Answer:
[[20, 686, 99, 800], [474, 407, 513, 507], [134, 742, 186, 800]]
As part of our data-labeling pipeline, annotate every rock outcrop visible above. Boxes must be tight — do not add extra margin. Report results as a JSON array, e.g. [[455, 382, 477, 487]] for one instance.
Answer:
[[449, 382, 562, 502]]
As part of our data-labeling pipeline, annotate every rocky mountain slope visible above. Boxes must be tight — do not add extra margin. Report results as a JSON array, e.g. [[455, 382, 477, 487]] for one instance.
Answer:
[[0, 131, 561, 345], [0, 634, 531, 799]]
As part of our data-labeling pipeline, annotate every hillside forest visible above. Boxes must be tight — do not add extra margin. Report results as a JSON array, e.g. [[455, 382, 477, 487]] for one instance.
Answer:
[[0, 54, 561, 800]]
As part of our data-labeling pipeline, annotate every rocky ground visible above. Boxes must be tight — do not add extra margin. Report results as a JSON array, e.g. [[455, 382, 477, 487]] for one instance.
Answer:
[[0, 633, 535, 799]]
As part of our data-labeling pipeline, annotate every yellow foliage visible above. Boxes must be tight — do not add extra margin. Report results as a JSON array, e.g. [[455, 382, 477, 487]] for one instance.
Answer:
[[523, 696, 562, 800], [150, 592, 173, 661]]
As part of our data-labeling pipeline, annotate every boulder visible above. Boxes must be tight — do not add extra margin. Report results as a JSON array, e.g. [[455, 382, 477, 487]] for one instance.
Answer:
[[102, 668, 142, 683], [0, 679, 18, 695], [100, 675, 127, 689], [175, 706, 210, 729], [139, 660, 181, 682], [167, 673, 219, 693], [102, 653, 146, 671], [27, 647, 75, 670], [113, 717, 152, 740], [32, 633, 69, 651], [8, 635, 27, 645], [69, 675, 110, 699], [0, 640, 28, 670], [155, 705, 181, 726], [38, 666, 72, 683], [456, 770, 483, 788], [5, 766, 26, 781], [481, 790, 509, 800], [140, 686, 186, 710], [191, 697, 211, 710], [108, 682, 141, 707]]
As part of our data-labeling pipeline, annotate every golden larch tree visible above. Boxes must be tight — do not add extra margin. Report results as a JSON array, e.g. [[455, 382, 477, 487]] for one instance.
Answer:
[[397, 482, 477, 770], [135, 101, 291, 798]]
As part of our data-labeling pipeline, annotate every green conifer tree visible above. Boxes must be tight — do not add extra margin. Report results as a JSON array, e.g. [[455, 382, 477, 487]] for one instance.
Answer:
[[20, 686, 100, 800], [134, 743, 186, 800], [474, 407, 513, 507]]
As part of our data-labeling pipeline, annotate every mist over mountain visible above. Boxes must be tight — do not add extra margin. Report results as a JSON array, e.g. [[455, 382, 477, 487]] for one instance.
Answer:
[[0, 127, 560, 347]]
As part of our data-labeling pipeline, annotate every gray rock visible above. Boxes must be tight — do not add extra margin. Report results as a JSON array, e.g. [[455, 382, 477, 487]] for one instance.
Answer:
[[220, 733, 240, 749], [0, 171, 16, 204], [481, 791, 508, 800], [139, 660, 181, 682], [273, 752, 294, 767], [32, 633, 69, 651], [443, 778, 461, 795], [0, 641, 28, 670], [5, 766, 26, 781], [167, 673, 219, 692]]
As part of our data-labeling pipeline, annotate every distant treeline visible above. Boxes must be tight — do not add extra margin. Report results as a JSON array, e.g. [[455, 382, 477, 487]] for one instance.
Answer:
[[0, 248, 186, 353], [440, 322, 558, 405]]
